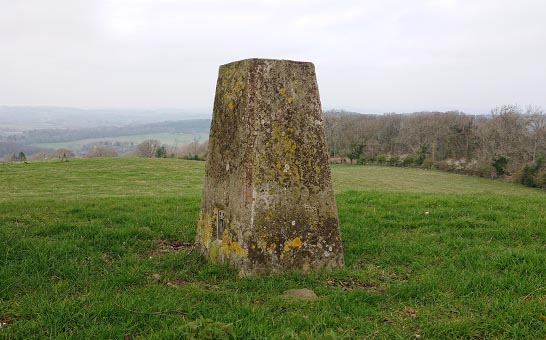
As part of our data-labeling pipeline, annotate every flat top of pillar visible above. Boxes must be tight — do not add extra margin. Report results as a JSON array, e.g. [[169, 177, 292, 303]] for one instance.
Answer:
[[220, 58, 314, 68]]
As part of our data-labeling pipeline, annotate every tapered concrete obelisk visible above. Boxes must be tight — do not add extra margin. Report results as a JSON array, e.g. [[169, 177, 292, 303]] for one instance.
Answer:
[[196, 59, 343, 276]]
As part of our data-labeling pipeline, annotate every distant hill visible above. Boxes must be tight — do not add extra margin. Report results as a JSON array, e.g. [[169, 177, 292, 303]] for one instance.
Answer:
[[0, 106, 210, 133], [323, 109, 364, 117], [5, 119, 211, 145]]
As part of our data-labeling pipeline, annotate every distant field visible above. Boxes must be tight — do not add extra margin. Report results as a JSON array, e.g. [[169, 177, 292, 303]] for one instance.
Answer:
[[332, 164, 543, 195], [31, 132, 209, 151], [1, 159, 545, 339]]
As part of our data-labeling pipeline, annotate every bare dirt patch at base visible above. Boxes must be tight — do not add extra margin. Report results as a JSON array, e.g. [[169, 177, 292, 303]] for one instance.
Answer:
[[325, 277, 377, 291], [147, 239, 195, 257]]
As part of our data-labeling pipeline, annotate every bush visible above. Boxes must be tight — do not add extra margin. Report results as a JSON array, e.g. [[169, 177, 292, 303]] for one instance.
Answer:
[[476, 162, 494, 178], [434, 158, 480, 176], [421, 158, 434, 169], [155, 146, 167, 158], [18, 152, 27, 162], [183, 153, 203, 161], [416, 145, 428, 166], [519, 165, 537, 187], [492, 156, 509, 177], [401, 156, 415, 167], [538, 170, 546, 189], [517, 157, 545, 188], [388, 155, 400, 166]]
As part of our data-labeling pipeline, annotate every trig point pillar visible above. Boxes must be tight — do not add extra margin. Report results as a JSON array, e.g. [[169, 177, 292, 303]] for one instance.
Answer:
[[196, 58, 343, 276]]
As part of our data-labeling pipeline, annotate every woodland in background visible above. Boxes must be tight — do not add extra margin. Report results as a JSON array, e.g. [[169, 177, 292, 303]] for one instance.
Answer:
[[4, 104, 546, 189], [15, 138, 209, 161], [324, 105, 546, 189]]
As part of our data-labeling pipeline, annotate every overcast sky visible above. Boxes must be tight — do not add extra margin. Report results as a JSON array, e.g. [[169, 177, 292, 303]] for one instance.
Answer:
[[1, 0, 545, 115]]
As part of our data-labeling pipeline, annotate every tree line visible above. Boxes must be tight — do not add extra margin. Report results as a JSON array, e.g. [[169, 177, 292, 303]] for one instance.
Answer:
[[133, 138, 208, 160], [324, 105, 546, 188], [1, 139, 208, 162], [5, 105, 546, 189]]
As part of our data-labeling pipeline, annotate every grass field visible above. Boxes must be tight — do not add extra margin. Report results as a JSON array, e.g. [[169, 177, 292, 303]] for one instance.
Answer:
[[1, 158, 545, 339]]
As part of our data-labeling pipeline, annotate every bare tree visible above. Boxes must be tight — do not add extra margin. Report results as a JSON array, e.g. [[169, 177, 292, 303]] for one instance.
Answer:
[[54, 148, 75, 161], [485, 105, 529, 169], [173, 139, 209, 160], [29, 151, 48, 161], [136, 139, 161, 158], [526, 105, 546, 162], [85, 146, 118, 158]]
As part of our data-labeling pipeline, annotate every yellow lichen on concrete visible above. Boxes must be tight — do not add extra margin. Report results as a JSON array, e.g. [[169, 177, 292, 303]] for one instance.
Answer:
[[268, 122, 301, 183], [257, 239, 267, 251], [283, 237, 303, 253], [229, 241, 248, 256], [207, 232, 248, 263], [209, 240, 222, 263], [219, 61, 248, 118], [197, 210, 214, 249]]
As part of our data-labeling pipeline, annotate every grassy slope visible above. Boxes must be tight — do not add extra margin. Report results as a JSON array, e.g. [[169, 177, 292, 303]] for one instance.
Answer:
[[1, 159, 545, 339]]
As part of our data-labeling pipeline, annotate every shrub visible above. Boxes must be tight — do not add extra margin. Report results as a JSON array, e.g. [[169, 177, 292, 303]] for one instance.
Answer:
[[538, 170, 546, 189], [477, 161, 494, 178], [388, 155, 400, 166], [517, 157, 545, 188], [183, 153, 203, 161], [18, 152, 27, 162], [416, 145, 428, 166], [401, 155, 415, 167], [436, 159, 470, 174], [155, 146, 167, 158], [492, 156, 509, 177], [421, 158, 434, 169], [519, 165, 537, 187], [347, 142, 364, 164]]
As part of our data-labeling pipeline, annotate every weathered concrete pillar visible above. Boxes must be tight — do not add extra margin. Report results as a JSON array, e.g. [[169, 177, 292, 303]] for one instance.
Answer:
[[196, 58, 343, 276]]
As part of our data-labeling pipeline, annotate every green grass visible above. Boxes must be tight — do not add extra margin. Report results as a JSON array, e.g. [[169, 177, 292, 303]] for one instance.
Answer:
[[332, 165, 543, 195], [1, 159, 545, 339], [31, 132, 209, 151]]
